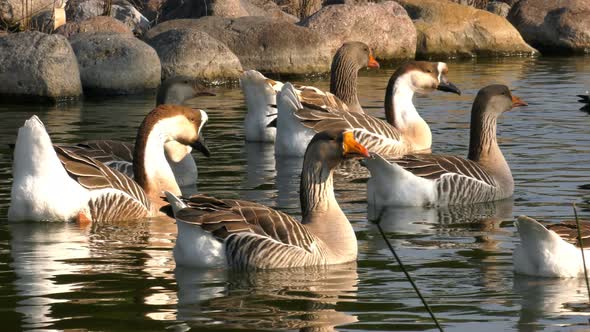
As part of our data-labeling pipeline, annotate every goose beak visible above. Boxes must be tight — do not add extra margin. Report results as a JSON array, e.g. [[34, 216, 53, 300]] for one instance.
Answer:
[[437, 80, 461, 95], [191, 136, 211, 157], [368, 54, 380, 69], [342, 132, 370, 159], [511, 95, 528, 107]]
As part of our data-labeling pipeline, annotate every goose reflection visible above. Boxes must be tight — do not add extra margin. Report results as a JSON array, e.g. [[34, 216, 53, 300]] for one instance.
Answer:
[[8, 221, 90, 329], [275, 156, 304, 210], [241, 142, 276, 203], [514, 276, 590, 328], [175, 263, 358, 331]]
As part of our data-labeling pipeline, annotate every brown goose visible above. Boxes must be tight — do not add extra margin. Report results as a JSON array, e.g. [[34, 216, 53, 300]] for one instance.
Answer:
[[362, 84, 526, 207], [275, 61, 460, 157], [67, 76, 214, 187], [8, 105, 209, 222], [165, 129, 370, 269], [514, 216, 590, 277], [241, 41, 379, 142]]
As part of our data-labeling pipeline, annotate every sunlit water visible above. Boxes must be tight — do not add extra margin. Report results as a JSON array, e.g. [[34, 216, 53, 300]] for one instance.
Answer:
[[1, 56, 590, 331]]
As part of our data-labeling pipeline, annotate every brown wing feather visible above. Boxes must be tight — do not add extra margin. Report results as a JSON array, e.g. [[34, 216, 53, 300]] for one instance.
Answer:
[[547, 220, 590, 248], [174, 194, 316, 252], [389, 154, 496, 185], [82, 140, 135, 161], [54, 146, 151, 221]]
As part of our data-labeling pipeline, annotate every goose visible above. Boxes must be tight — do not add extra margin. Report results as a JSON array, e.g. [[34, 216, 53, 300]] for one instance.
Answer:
[[362, 84, 527, 207], [514, 215, 590, 278], [69, 76, 214, 187], [8, 105, 210, 222], [241, 41, 380, 142], [274, 61, 461, 157], [164, 129, 370, 269]]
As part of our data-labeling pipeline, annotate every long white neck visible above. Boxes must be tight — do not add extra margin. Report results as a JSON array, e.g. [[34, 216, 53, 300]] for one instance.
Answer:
[[134, 119, 182, 198], [386, 74, 431, 150]]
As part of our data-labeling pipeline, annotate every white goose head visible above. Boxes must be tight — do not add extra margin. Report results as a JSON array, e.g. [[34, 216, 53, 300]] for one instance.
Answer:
[[393, 61, 461, 96]]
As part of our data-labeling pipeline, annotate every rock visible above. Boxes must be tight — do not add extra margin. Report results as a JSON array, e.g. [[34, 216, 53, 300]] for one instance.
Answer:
[[0, 0, 61, 26], [157, 0, 297, 23], [70, 32, 161, 94], [145, 16, 333, 74], [66, 0, 150, 34], [301, 1, 416, 60], [486, 1, 510, 17], [56, 16, 133, 37], [274, 0, 321, 19], [507, 0, 590, 54], [146, 28, 243, 81], [0, 31, 82, 101], [397, 0, 537, 57]]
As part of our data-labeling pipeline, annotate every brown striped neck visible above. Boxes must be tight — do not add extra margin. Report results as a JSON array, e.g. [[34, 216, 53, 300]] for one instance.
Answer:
[[330, 49, 361, 113], [300, 157, 339, 221], [467, 112, 512, 191]]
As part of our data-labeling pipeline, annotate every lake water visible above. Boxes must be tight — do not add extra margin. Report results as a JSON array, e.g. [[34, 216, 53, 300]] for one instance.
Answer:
[[1, 56, 590, 331]]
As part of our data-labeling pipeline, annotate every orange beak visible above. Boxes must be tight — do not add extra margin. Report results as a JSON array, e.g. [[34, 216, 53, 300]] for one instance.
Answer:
[[511, 94, 528, 107], [367, 54, 380, 69], [342, 131, 370, 158]]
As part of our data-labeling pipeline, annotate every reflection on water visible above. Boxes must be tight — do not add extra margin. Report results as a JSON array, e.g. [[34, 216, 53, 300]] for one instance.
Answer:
[[176, 264, 358, 331], [1, 56, 590, 330]]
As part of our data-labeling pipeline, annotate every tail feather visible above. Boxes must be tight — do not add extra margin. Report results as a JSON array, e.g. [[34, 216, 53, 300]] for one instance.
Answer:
[[277, 83, 303, 117], [165, 191, 187, 216], [514, 215, 554, 243]]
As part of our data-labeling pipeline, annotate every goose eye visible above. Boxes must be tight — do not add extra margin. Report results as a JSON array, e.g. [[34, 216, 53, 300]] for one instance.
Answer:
[[426, 69, 432, 73]]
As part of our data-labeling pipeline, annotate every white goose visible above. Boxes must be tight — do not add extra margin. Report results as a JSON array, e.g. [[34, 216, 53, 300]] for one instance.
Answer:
[[275, 61, 461, 157], [514, 215, 590, 278], [67, 76, 214, 187], [8, 105, 209, 222], [165, 129, 370, 269], [241, 41, 380, 143], [362, 84, 527, 207]]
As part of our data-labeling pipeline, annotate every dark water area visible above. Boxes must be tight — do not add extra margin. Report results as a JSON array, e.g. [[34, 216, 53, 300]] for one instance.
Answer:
[[0, 56, 589, 331]]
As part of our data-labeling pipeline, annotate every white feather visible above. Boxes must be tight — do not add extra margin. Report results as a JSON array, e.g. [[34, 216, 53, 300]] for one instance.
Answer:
[[8, 116, 89, 221], [275, 83, 315, 157], [364, 154, 436, 207], [514, 216, 589, 278], [240, 70, 281, 142]]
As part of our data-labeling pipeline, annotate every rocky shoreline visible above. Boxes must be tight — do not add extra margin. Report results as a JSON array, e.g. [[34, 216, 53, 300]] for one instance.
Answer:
[[0, 0, 587, 100]]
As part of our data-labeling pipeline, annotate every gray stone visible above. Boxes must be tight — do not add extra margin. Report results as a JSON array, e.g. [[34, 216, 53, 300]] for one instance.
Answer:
[[70, 32, 161, 94], [146, 28, 243, 81], [0, 31, 82, 101], [55, 15, 133, 38], [0, 0, 63, 26], [508, 0, 590, 54], [145, 16, 333, 74], [66, 0, 150, 34], [157, 0, 297, 23], [397, 0, 537, 57], [486, 1, 510, 17], [301, 1, 417, 60]]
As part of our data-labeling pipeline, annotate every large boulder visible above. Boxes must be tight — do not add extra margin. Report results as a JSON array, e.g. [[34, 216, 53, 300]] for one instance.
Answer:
[[301, 1, 416, 60], [70, 32, 161, 94], [145, 16, 333, 74], [397, 0, 537, 57], [146, 28, 243, 81], [0, 31, 82, 101], [0, 0, 59, 26], [66, 0, 150, 34], [507, 0, 590, 54], [156, 0, 297, 23], [56, 16, 133, 38]]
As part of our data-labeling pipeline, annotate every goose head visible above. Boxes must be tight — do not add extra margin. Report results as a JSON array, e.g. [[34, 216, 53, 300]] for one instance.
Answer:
[[472, 84, 527, 118], [392, 61, 461, 96], [305, 129, 370, 170], [333, 41, 380, 71], [138, 105, 211, 157], [156, 76, 215, 106]]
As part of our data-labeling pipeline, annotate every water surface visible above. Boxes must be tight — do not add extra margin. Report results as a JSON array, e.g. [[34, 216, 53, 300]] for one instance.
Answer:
[[1, 56, 590, 331]]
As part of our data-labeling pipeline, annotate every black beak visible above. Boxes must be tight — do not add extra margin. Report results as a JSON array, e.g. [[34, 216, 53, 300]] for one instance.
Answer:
[[437, 81, 461, 95], [191, 136, 210, 157]]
